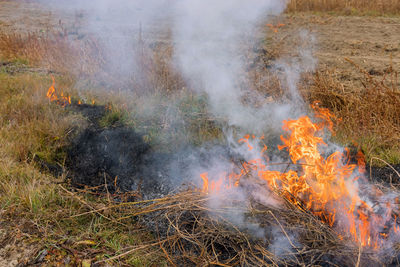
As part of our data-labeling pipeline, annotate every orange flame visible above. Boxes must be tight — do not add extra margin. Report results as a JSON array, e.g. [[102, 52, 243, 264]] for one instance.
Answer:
[[199, 103, 399, 248], [46, 76, 71, 106], [266, 23, 285, 33], [356, 149, 366, 174], [200, 172, 239, 194]]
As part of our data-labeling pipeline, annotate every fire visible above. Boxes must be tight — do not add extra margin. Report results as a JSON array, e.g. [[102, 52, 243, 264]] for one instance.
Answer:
[[200, 102, 399, 248], [356, 149, 367, 174], [266, 23, 285, 33], [46, 76, 71, 106]]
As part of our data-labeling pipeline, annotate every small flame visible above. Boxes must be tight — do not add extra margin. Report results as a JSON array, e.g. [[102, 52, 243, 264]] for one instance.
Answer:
[[200, 172, 238, 194], [266, 23, 285, 33], [46, 76, 71, 106], [356, 149, 366, 174]]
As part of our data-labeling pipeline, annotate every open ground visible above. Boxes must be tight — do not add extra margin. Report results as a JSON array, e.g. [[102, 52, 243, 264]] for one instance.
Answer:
[[0, 0, 399, 266]]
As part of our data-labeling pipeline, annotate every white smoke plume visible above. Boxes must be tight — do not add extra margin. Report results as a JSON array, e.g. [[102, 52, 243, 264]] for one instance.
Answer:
[[42, 0, 308, 133], [173, 0, 299, 133], [38, 0, 326, 254]]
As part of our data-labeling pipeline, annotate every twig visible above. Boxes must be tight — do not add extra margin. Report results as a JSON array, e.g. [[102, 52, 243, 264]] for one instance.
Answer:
[[59, 184, 125, 226], [355, 232, 362, 267], [268, 210, 298, 252], [104, 172, 111, 203], [94, 238, 174, 264]]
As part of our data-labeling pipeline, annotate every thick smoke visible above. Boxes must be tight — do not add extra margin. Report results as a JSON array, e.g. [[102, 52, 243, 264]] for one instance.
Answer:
[[173, 0, 291, 133], [42, 0, 307, 133]]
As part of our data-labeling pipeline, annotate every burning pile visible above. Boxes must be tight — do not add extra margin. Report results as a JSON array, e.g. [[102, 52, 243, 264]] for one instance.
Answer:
[[200, 102, 400, 249]]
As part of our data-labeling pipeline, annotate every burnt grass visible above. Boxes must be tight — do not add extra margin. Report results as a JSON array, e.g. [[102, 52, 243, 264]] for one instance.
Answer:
[[65, 103, 162, 197], [54, 103, 237, 200], [36, 102, 400, 266], [368, 164, 400, 185], [59, 102, 400, 201]]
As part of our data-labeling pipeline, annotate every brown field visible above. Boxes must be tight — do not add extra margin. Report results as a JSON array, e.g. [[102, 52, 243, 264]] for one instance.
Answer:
[[0, 0, 399, 266], [287, 0, 400, 14]]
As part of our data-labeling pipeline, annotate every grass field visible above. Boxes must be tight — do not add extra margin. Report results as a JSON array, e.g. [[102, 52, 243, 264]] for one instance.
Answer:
[[0, 1, 400, 265], [287, 0, 400, 15]]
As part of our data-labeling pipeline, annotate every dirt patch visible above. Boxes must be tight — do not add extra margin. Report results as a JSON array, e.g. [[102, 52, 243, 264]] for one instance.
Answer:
[[262, 14, 400, 89], [0, 218, 39, 267]]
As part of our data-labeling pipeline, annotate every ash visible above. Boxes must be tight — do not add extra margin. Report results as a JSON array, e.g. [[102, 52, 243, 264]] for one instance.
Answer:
[[64, 103, 236, 200]]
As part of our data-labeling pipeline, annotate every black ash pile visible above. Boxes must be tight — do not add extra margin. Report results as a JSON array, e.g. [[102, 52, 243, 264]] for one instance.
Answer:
[[63, 103, 235, 200]]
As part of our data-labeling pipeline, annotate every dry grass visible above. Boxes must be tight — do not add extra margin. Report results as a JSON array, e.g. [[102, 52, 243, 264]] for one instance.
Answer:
[[0, 71, 167, 265], [73, 188, 398, 266], [303, 60, 400, 164], [0, 31, 103, 76], [0, 30, 220, 265], [287, 0, 400, 15], [0, 162, 165, 265], [1, 15, 400, 265], [0, 73, 80, 162]]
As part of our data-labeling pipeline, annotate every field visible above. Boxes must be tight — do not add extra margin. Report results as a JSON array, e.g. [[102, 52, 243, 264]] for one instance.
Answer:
[[0, 1, 400, 266]]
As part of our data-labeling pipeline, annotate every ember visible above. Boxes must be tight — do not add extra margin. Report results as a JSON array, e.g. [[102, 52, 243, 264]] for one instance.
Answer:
[[266, 23, 286, 33], [200, 102, 400, 248]]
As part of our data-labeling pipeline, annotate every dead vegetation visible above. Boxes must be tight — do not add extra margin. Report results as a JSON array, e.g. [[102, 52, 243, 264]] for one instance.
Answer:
[[0, 30, 104, 76], [1, 10, 400, 266], [63, 188, 399, 266], [303, 60, 400, 164], [287, 0, 400, 15]]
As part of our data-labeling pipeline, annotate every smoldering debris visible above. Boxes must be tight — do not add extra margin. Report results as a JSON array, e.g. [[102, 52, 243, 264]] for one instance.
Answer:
[[58, 105, 400, 265], [108, 189, 400, 266], [62, 103, 240, 200], [66, 124, 150, 192]]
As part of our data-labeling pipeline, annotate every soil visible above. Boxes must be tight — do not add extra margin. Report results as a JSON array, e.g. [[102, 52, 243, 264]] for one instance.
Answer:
[[0, 217, 40, 267], [263, 14, 400, 89], [1, 1, 400, 265]]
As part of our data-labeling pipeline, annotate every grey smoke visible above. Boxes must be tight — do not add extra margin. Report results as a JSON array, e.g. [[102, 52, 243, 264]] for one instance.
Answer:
[[173, 0, 296, 133], [39, 0, 323, 254], [42, 0, 311, 133]]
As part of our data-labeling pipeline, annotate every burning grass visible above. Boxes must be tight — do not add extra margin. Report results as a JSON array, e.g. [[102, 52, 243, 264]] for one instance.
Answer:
[[0, 72, 167, 266], [0, 73, 81, 163], [1, 25, 397, 164], [66, 188, 399, 266]]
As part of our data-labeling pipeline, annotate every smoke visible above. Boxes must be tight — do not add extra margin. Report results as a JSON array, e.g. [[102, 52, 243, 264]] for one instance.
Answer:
[[274, 29, 317, 105], [40, 0, 324, 254], [42, 0, 310, 132], [173, 0, 295, 133], [42, 0, 172, 85]]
